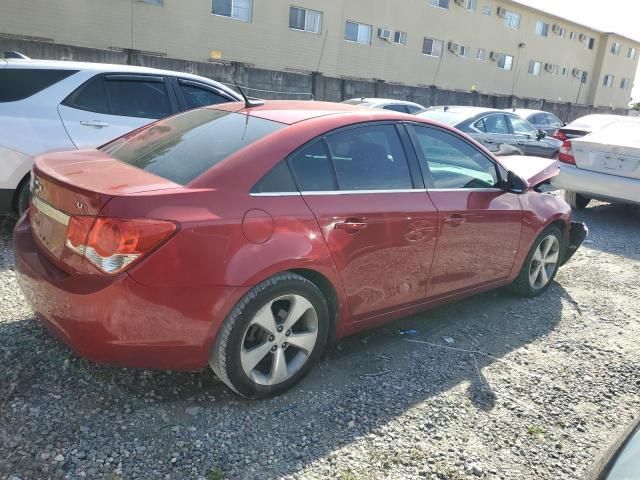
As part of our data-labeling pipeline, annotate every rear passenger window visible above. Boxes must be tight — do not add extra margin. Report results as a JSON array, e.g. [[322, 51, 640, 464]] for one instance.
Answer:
[[325, 124, 413, 191], [482, 114, 510, 134], [105, 78, 171, 119], [252, 161, 298, 194], [383, 104, 409, 113], [288, 141, 337, 192], [63, 75, 109, 113], [0, 69, 78, 102], [179, 81, 231, 109]]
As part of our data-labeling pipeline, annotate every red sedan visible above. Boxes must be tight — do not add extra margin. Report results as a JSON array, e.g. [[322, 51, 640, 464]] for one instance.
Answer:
[[13, 101, 586, 398]]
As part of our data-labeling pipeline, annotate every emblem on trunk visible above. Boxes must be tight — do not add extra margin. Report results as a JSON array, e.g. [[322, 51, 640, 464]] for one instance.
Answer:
[[32, 177, 43, 196], [75, 199, 86, 211]]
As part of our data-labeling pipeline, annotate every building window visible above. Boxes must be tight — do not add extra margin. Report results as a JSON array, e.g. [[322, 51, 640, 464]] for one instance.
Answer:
[[481, 5, 491, 15], [504, 11, 520, 29], [476, 48, 485, 60], [394, 31, 408, 45], [212, 0, 252, 21], [429, 0, 450, 9], [611, 42, 621, 55], [422, 37, 444, 57], [464, 0, 477, 11], [569, 31, 575, 40], [587, 37, 595, 50], [551, 64, 559, 75], [535, 21, 549, 37], [628, 47, 637, 59], [458, 45, 470, 57], [561, 66, 568, 76], [621, 78, 630, 89], [603, 74, 614, 87], [558, 27, 566, 38], [345, 21, 372, 44], [528, 60, 542, 76], [289, 6, 322, 33], [497, 54, 514, 70], [141, 0, 163, 4]]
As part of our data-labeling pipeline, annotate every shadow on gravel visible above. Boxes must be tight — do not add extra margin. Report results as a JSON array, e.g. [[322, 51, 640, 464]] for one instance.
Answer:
[[1, 275, 572, 479]]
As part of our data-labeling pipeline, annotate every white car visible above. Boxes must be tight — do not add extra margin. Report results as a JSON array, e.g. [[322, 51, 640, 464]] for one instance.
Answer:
[[552, 121, 640, 208], [0, 58, 242, 214], [342, 98, 426, 114]]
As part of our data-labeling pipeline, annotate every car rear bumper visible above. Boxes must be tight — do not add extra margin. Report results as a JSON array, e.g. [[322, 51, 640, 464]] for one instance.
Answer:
[[560, 222, 588, 266], [13, 215, 242, 371], [551, 164, 640, 205]]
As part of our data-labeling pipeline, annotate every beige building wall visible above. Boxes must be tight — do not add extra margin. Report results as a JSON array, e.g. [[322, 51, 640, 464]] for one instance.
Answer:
[[1, 0, 638, 109]]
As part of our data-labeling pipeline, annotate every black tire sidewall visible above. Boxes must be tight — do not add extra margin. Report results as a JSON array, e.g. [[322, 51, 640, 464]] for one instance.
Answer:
[[16, 179, 30, 216], [219, 276, 329, 398]]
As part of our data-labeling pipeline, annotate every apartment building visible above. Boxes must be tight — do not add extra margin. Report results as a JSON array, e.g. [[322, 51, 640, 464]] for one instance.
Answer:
[[1, 0, 638, 108]]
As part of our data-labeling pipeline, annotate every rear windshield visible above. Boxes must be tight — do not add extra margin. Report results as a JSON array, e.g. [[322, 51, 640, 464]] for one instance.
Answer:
[[101, 108, 284, 185], [0, 68, 78, 102], [418, 110, 466, 126]]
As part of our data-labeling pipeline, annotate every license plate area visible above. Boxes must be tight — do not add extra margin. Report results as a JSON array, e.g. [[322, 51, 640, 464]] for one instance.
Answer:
[[602, 157, 624, 171], [31, 196, 70, 258]]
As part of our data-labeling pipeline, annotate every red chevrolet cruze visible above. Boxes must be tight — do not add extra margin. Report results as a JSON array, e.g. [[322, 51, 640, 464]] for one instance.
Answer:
[[14, 101, 586, 398]]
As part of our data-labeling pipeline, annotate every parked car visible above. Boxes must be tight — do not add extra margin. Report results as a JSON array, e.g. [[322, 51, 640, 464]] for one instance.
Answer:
[[419, 106, 562, 158], [584, 417, 640, 480], [552, 121, 640, 209], [14, 101, 587, 398], [507, 108, 565, 135], [0, 58, 242, 215], [550, 114, 640, 142], [342, 97, 426, 114]]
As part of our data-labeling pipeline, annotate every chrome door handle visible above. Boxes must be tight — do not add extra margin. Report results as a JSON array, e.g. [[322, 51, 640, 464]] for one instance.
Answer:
[[335, 219, 367, 234], [444, 215, 466, 226], [80, 120, 109, 128]]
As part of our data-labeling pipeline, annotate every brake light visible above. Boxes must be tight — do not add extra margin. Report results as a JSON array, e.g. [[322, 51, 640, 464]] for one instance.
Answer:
[[551, 129, 567, 141], [65, 217, 177, 274], [557, 140, 576, 165]]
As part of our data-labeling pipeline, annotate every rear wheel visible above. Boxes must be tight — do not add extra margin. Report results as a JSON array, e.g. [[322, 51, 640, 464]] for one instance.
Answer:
[[510, 226, 563, 297], [564, 190, 590, 210], [210, 273, 329, 398], [15, 177, 30, 216]]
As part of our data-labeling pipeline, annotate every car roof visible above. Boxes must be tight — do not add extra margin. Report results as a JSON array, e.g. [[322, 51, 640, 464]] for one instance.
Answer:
[[343, 98, 423, 107], [419, 106, 506, 126], [508, 108, 548, 117], [3, 58, 242, 98], [212, 100, 419, 125]]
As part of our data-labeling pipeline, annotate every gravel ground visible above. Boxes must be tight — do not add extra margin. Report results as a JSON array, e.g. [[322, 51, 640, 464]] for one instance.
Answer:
[[1, 197, 639, 480]]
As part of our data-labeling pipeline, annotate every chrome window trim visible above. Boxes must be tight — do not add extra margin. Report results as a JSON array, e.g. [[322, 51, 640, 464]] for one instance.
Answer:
[[427, 187, 504, 192], [250, 192, 300, 197], [250, 187, 504, 196], [32, 196, 70, 226], [301, 189, 427, 195]]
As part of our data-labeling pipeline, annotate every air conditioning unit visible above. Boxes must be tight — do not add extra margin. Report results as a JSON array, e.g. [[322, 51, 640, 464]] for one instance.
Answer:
[[552, 24, 561, 34], [496, 7, 507, 17], [572, 68, 582, 78], [448, 41, 460, 53], [579, 34, 587, 42], [489, 51, 500, 61], [377, 28, 392, 41], [544, 63, 554, 73]]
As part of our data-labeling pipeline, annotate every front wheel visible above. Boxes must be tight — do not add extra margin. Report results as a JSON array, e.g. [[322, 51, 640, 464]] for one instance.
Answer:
[[564, 190, 590, 210], [510, 226, 563, 297], [16, 177, 31, 216], [210, 273, 329, 398]]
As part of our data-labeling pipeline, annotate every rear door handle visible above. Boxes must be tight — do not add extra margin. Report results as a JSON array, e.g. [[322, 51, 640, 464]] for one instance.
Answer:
[[335, 219, 367, 234], [517, 141, 526, 146], [80, 120, 110, 128], [444, 215, 466, 227], [484, 139, 495, 144]]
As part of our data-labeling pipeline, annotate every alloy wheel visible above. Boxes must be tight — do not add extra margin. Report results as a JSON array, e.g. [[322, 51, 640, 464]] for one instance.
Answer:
[[528, 235, 560, 290], [240, 294, 318, 386]]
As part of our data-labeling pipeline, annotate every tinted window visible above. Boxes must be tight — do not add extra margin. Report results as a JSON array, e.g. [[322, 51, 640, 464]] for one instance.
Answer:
[[473, 118, 487, 132], [101, 109, 284, 185], [288, 141, 337, 192], [546, 114, 563, 127], [105, 78, 171, 119], [63, 75, 109, 113], [325, 124, 413, 190], [531, 113, 548, 125], [482, 114, 509, 134], [180, 82, 231, 109], [406, 105, 424, 114], [252, 161, 298, 193], [410, 125, 498, 189], [0, 69, 77, 102], [508, 115, 538, 136], [383, 104, 409, 113]]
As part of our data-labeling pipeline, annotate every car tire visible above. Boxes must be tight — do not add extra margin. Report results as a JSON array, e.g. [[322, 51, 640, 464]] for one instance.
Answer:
[[15, 177, 30, 216], [564, 190, 590, 210], [510, 225, 564, 298], [210, 273, 330, 399]]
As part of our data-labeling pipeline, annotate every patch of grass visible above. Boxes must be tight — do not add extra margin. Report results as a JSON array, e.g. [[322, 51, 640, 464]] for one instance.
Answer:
[[527, 425, 547, 436], [206, 469, 224, 480]]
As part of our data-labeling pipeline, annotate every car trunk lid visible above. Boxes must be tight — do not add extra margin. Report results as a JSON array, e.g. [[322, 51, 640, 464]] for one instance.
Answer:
[[571, 123, 640, 180], [30, 149, 181, 261], [497, 156, 559, 188]]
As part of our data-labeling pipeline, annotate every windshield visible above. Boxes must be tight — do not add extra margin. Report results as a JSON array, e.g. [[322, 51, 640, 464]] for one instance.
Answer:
[[101, 108, 284, 185]]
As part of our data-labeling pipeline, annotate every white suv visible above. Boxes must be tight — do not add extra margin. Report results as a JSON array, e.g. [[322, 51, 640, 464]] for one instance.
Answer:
[[0, 58, 241, 214]]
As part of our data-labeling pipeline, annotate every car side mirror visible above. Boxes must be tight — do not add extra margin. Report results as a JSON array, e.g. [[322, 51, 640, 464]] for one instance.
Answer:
[[537, 129, 546, 140], [506, 170, 526, 194]]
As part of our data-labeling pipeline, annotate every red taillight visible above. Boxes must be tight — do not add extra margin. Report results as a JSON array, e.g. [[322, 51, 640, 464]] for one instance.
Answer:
[[551, 129, 568, 141], [557, 140, 576, 165], [65, 217, 177, 274]]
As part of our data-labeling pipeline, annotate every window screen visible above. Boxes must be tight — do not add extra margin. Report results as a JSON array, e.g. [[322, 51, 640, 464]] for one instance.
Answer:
[[0, 69, 78, 102], [101, 109, 284, 185]]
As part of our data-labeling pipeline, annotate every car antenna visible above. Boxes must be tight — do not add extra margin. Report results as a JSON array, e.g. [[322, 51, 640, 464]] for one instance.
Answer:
[[443, 105, 449, 112], [222, 62, 263, 109]]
